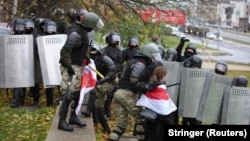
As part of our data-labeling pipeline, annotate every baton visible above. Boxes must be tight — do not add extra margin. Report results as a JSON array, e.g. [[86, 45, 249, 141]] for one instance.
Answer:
[[166, 83, 181, 88]]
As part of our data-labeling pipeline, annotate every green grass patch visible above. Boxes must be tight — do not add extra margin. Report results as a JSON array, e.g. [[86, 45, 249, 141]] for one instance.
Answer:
[[223, 37, 250, 45], [0, 103, 55, 141]]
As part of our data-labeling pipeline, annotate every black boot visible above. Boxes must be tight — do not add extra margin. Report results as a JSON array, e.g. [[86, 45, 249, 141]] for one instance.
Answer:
[[20, 88, 26, 105], [58, 96, 73, 132], [69, 111, 87, 127], [46, 88, 53, 107], [81, 89, 96, 117], [104, 92, 113, 118], [33, 84, 40, 105], [10, 88, 21, 108], [69, 91, 86, 127], [96, 108, 110, 133]]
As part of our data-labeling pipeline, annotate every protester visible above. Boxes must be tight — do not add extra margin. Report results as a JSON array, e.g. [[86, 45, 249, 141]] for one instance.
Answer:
[[136, 66, 177, 141]]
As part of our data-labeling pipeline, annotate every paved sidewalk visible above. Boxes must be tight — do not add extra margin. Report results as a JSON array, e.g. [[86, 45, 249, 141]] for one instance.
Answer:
[[45, 104, 138, 141], [45, 105, 96, 141]]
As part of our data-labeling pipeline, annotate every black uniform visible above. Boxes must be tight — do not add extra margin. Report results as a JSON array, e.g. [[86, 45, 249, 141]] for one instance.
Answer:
[[91, 44, 117, 133], [10, 18, 26, 108], [122, 36, 140, 63], [176, 37, 197, 67], [182, 55, 203, 125], [101, 32, 123, 117]]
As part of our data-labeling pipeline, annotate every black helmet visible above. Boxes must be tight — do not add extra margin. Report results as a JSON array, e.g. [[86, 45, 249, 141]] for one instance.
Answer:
[[39, 18, 49, 30], [128, 36, 139, 47], [75, 9, 88, 22], [43, 20, 57, 34], [24, 18, 34, 34], [190, 55, 202, 68], [89, 42, 101, 59], [106, 32, 121, 47], [164, 48, 177, 61], [234, 75, 248, 87], [215, 61, 228, 75], [13, 18, 25, 34], [54, 8, 64, 17], [67, 8, 77, 23], [184, 44, 197, 58]]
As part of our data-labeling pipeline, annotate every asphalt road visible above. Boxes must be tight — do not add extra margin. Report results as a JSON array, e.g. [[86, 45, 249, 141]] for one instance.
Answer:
[[186, 34, 250, 64]]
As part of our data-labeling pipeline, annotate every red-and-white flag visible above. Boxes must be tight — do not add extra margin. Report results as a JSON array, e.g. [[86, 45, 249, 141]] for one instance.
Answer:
[[75, 58, 97, 115], [136, 84, 177, 115]]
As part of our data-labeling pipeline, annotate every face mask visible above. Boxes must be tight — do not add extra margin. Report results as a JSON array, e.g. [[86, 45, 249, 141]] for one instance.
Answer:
[[129, 45, 137, 48], [90, 53, 98, 59], [25, 29, 33, 34], [110, 43, 117, 48], [215, 70, 225, 75], [184, 51, 194, 58]]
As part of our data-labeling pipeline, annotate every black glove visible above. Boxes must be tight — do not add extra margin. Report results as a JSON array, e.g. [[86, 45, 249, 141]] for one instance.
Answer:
[[180, 37, 190, 43], [132, 82, 147, 94], [67, 66, 75, 76]]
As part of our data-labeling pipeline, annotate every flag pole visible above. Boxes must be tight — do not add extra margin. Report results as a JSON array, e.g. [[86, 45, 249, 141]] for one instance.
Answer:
[[88, 64, 104, 78]]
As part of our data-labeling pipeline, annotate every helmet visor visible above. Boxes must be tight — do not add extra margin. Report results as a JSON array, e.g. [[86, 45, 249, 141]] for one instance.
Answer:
[[152, 51, 162, 62], [111, 34, 121, 42], [46, 25, 57, 32], [216, 64, 226, 72], [129, 38, 139, 46], [96, 19, 104, 29], [25, 21, 34, 28]]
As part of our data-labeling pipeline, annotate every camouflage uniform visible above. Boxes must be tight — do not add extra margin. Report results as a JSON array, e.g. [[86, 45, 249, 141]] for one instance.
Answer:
[[109, 42, 163, 141]]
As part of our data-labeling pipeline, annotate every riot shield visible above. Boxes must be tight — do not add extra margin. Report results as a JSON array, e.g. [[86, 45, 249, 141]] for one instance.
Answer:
[[36, 34, 67, 88], [178, 67, 209, 118], [162, 60, 181, 105], [221, 87, 250, 125], [196, 72, 234, 124], [0, 35, 34, 88]]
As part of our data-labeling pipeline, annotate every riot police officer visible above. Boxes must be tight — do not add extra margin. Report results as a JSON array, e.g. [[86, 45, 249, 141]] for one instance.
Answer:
[[89, 42, 117, 134], [234, 75, 248, 87], [122, 36, 140, 63], [164, 48, 177, 61], [101, 32, 123, 118], [53, 8, 67, 34], [182, 55, 203, 125], [66, 8, 77, 24], [108, 42, 162, 141], [176, 37, 197, 67], [215, 61, 228, 75], [57, 11, 104, 132], [10, 18, 27, 108], [152, 36, 165, 59]]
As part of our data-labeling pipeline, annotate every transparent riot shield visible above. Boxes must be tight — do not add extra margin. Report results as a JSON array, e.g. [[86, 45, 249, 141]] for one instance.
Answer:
[[221, 87, 250, 125], [162, 60, 181, 105], [196, 72, 234, 124], [0, 35, 34, 88], [178, 67, 209, 118], [36, 34, 67, 88]]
